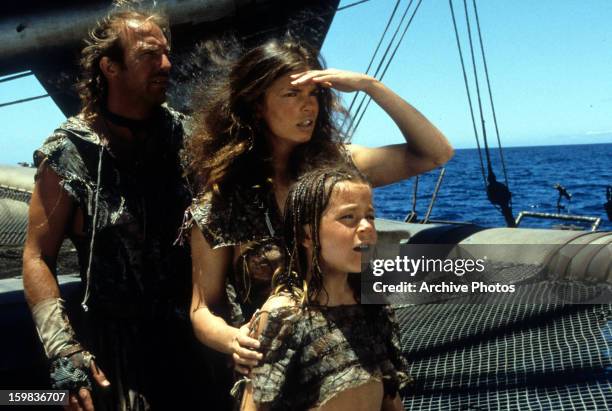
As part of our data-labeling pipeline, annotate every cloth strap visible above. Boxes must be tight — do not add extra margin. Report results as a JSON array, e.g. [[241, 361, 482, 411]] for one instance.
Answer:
[[31, 297, 81, 359]]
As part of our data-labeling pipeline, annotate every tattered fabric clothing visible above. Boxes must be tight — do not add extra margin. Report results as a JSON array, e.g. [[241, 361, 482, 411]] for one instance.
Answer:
[[34, 107, 190, 314], [33, 106, 203, 410], [186, 146, 358, 326], [246, 304, 411, 410], [187, 181, 285, 326]]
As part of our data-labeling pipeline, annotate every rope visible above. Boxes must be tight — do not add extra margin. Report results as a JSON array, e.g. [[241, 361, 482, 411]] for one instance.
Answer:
[[423, 167, 446, 224], [349, 0, 424, 138], [337, 0, 372, 12], [471, 0, 510, 190], [462, 0, 492, 172], [80, 145, 104, 312], [347, 0, 416, 136], [448, 0, 486, 189], [405, 175, 419, 222], [462, 0, 514, 227], [450, 0, 514, 227], [343, 0, 402, 133]]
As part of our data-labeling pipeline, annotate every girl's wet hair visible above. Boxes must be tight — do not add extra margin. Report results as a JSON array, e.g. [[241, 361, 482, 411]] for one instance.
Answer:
[[272, 164, 370, 305], [185, 38, 349, 196]]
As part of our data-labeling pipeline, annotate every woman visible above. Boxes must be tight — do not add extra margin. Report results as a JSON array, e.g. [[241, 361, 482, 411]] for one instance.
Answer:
[[185, 39, 452, 373], [238, 165, 410, 411]]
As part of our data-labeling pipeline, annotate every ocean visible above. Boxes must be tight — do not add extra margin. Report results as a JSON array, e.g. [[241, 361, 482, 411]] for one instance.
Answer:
[[373, 143, 612, 231]]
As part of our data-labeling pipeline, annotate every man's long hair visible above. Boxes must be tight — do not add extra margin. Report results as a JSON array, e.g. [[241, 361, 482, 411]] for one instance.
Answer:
[[76, 10, 169, 119]]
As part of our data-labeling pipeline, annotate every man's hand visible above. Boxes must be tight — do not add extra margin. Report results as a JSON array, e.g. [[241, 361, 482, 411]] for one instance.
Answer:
[[51, 351, 110, 411], [232, 322, 263, 376], [65, 359, 109, 411]]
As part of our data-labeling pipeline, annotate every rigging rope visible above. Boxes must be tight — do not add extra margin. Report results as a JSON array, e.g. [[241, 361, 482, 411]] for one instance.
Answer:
[[349, 0, 424, 138], [448, 0, 487, 189], [343, 0, 402, 133], [405, 175, 419, 222], [450, 0, 514, 227], [423, 167, 446, 224], [347, 0, 416, 136], [337, 0, 373, 12], [462, 0, 492, 172], [471, 0, 509, 188]]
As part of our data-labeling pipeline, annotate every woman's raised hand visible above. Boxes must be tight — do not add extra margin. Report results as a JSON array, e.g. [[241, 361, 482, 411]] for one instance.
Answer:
[[290, 69, 376, 93]]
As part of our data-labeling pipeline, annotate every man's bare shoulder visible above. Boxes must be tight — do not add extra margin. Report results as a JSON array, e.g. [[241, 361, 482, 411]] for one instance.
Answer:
[[35, 159, 64, 186]]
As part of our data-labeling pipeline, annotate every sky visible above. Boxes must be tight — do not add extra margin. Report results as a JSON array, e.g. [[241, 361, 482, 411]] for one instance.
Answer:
[[1, 0, 612, 165]]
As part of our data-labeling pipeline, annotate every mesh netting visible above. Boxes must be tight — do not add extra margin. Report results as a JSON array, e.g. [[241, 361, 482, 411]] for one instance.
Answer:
[[396, 304, 612, 409], [0, 186, 31, 203]]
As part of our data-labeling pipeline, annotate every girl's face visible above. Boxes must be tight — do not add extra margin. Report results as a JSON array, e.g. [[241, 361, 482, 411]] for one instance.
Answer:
[[317, 181, 377, 276], [259, 71, 319, 148]]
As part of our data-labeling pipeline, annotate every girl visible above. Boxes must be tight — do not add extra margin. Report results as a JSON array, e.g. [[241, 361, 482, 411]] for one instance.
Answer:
[[238, 165, 409, 411]]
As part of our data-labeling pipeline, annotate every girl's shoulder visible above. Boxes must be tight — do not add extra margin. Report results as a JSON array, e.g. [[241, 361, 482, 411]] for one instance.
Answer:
[[248, 295, 304, 358], [251, 294, 302, 332]]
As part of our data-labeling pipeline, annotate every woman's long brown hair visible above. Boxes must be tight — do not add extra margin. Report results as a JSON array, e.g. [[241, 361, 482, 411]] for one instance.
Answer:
[[185, 39, 349, 197]]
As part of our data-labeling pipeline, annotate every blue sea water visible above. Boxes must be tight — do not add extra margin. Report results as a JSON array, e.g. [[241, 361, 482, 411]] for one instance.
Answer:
[[373, 143, 612, 231]]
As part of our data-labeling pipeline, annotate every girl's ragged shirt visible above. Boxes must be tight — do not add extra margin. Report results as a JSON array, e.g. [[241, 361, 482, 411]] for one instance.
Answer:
[[244, 304, 411, 410]]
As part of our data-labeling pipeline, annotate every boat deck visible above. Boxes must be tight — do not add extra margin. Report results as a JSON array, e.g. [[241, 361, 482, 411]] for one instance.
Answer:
[[396, 303, 612, 409]]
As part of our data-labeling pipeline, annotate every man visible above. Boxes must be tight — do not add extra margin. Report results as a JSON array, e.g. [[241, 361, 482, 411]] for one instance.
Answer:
[[23, 10, 199, 410]]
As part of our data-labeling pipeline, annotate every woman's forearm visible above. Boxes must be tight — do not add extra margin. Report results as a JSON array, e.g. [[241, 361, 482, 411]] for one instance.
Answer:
[[365, 79, 453, 166], [191, 305, 239, 354]]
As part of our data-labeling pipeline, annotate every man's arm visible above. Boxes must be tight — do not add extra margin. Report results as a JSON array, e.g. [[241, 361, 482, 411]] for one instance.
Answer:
[[23, 161, 108, 411], [23, 160, 72, 306]]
